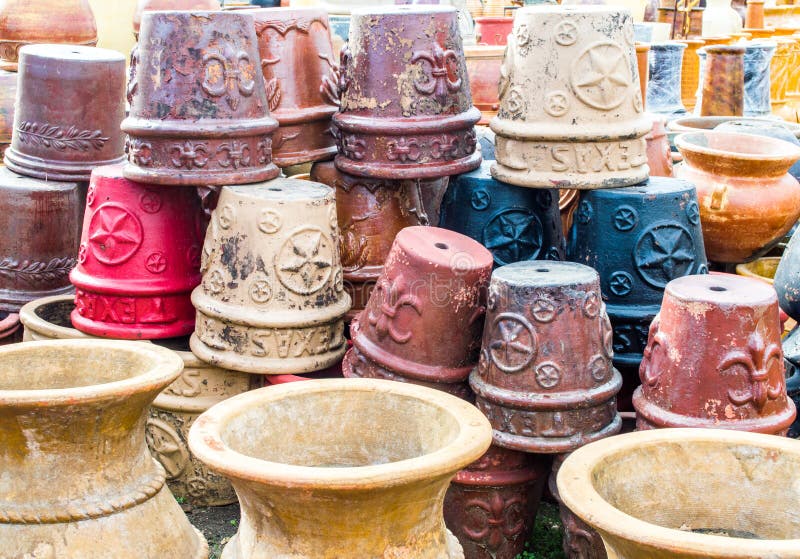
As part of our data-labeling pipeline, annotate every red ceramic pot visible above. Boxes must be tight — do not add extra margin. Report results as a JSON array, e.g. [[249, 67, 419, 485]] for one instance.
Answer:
[[4, 45, 126, 182], [0, 312, 20, 344], [132, 0, 221, 39], [70, 165, 204, 339], [242, 8, 338, 168], [122, 11, 279, 186], [333, 6, 481, 179], [465, 46, 504, 126], [474, 16, 513, 46], [633, 273, 797, 435], [645, 115, 673, 177], [343, 226, 493, 397]]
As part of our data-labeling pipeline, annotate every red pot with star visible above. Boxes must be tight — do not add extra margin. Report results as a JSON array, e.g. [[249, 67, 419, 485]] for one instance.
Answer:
[[69, 164, 204, 339]]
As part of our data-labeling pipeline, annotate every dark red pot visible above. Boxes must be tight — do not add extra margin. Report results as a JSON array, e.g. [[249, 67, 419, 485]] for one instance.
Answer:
[[474, 17, 513, 46]]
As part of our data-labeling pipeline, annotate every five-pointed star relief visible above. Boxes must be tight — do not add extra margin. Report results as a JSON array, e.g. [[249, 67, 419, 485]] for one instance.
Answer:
[[89, 209, 140, 260], [280, 232, 331, 289], [574, 47, 629, 106], [485, 212, 540, 263], [638, 228, 694, 281]]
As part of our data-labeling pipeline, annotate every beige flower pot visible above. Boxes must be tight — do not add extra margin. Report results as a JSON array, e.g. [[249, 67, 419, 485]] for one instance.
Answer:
[[189, 378, 493, 559], [557, 428, 800, 559]]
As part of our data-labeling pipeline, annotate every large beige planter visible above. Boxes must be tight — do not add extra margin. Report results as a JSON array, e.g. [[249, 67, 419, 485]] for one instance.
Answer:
[[557, 428, 800, 559], [189, 378, 493, 559], [0, 339, 207, 558]]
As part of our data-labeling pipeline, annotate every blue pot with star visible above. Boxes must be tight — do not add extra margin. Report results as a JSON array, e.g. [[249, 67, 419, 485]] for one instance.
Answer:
[[567, 176, 708, 410], [439, 161, 564, 267]]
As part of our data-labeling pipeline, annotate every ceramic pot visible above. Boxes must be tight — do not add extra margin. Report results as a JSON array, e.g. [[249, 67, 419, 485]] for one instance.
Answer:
[[466, 45, 505, 125], [746, 0, 765, 28], [122, 11, 279, 186], [343, 226, 492, 398], [635, 43, 649, 109], [491, 6, 650, 190], [743, 41, 776, 117], [0, 339, 208, 558], [189, 378, 492, 558], [775, 229, 800, 321], [567, 177, 708, 411], [677, 39, 704, 111], [698, 45, 745, 116], [309, 161, 423, 321], [657, 2, 704, 39], [0, 0, 97, 71], [132, 0, 221, 38], [644, 115, 674, 176], [702, 0, 743, 37], [475, 16, 513, 45], [470, 261, 623, 454], [674, 130, 800, 263], [0, 167, 83, 312], [668, 114, 800, 137], [714, 118, 800, 181], [4, 45, 125, 181], [770, 38, 795, 114], [191, 179, 350, 374], [558, 428, 800, 558], [646, 42, 688, 119], [633, 273, 796, 434], [444, 445, 549, 559], [243, 8, 338, 168], [70, 165, 203, 340], [0, 69, 16, 161], [333, 6, 481, 179], [0, 311, 20, 344], [737, 256, 781, 284], [438, 160, 565, 267]]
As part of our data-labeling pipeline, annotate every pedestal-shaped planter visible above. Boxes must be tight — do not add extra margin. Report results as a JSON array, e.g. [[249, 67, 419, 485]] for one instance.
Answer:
[[646, 42, 687, 119], [746, 0, 765, 28], [189, 378, 493, 559], [0, 339, 207, 558], [743, 41, 776, 117], [698, 45, 745, 116]]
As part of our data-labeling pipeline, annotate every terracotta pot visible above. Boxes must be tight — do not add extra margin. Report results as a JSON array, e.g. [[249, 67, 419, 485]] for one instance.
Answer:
[[189, 378, 493, 558], [674, 130, 800, 263], [191, 179, 350, 374], [644, 115, 674, 176], [746, 0, 765, 28], [439, 160, 565, 267], [491, 6, 650, 189], [633, 273, 796, 434], [646, 42, 688, 119], [635, 43, 649, 110], [333, 6, 481, 179], [567, 176, 708, 411], [4, 45, 125, 181], [668, 114, 800, 137], [122, 11, 279, 186], [0, 69, 16, 161], [0, 311, 20, 344], [677, 39, 704, 111], [243, 8, 338, 168], [444, 445, 549, 559], [309, 161, 422, 321], [470, 261, 623, 454], [0, 167, 83, 312], [475, 16, 513, 45], [466, 45, 504, 125], [132, 0, 221, 38], [0, 0, 97, 72], [770, 38, 795, 113], [698, 45, 745, 116], [743, 41, 775, 118], [0, 339, 207, 558], [713, 118, 800, 181], [70, 165, 203, 340], [558, 428, 800, 558], [343, 226, 492, 398]]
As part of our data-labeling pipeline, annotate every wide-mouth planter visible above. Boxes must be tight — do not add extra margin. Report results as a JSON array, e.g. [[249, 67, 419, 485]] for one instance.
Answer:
[[667, 116, 800, 148], [736, 256, 781, 284], [557, 428, 800, 558], [189, 378, 492, 558]]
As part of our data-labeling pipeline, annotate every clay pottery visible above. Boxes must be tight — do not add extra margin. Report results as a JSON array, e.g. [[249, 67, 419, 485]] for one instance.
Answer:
[[466, 45, 505, 125], [644, 115, 675, 176], [243, 8, 338, 168], [702, 0, 743, 37], [189, 378, 492, 558], [0, 311, 20, 344], [343, 226, 492, 399], [698, 45, 745, 116], [675, 130, 800, 263], [0, 339, 207, 558], [4, 45, 125, 181], [646, 42, 688, 119], [0, 0, 97, 71], [0, 69, 16, 161], [677, 38, 704, 111], [743, 41, 776, 117], [559, 189, 580, 238], [438, 160, 565, 267], [746, 0, 765, 28], [443, 445, 549, 559], [132, 0, 221, 38], [333, 6, 481, 179], [0, 167, 83, 313], [770, 38, 795, 113], [714, 118, 800, 181], [667, 114, 800, 137], [633, 273, 796, 434], [309, 161, 422, 321], [122, 11, 279, 186], [567, 177, 708, 411], [737, 256, 781, 284], [635, 43, 650, 108], [470, 261, 623, 453], [475, 16, 513, 45], [657, 1, 704, 40], [491, 6, 651, 190], [191, 179, 350, 374]]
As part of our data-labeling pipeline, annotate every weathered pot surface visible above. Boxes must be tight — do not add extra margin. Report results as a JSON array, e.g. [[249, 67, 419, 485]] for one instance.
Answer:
[[132, 0, 221, 37], [698, 45, 745, 117], [669, 115, 800, 137]]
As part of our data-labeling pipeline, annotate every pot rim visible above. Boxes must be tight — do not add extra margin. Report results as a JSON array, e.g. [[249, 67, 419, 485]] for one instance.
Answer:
[[557, 428, 800, 555], [188, 377, 492, 490], [675, 130, 800, 162]]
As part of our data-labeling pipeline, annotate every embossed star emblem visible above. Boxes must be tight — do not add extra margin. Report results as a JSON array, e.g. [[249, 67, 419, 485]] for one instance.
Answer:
[[609, 271, 633, 296], [89, 206, 142, 264], [535, 362, 560, 389], [484, 211, 542, 265], [489, 315, 535, 373], [573, 44, 629, 110], [279, 231, 332, 291], [614, 207, 637, 231], [635, 225, 696, 287]]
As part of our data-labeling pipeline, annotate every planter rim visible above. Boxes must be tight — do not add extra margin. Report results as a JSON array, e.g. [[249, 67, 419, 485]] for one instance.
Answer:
[[557, 428, 800, 555], [675, 130, 800, 163], [189, 377, 492, 490]]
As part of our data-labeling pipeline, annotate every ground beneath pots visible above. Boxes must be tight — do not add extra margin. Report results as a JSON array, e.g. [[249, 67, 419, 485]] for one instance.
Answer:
[[188, 501, 565, 559]]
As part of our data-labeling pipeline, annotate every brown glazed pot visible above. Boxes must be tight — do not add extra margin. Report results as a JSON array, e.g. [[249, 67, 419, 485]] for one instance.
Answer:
[[470, 261, 623, 454], [122, 11, 279, 186], [309, 161, 423, 321], [444, 445, 549, 559], [243, 8, 338, 168], [677, 38, 704, 111], [675, 131, 800, 263], [342, 226, 493, 398], [636, 43, 650, 110], [132, 0, 221, 38], [465, 45, 504, 125], [0, 68, 16, 161], [634, 273, 797, 434], [4, 45, 125, 182], [0, 0, 97, 71], [333, 5, 481, 179], [699, 45, 745, 116], [645, 115, 674, 177]]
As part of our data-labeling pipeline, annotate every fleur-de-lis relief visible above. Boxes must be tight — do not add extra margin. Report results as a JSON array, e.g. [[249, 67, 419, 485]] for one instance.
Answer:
[[463, 492, 526, 551], [367, 274, 422, 344], [170, 141, 209, 169], [217, 141, 251, 169], [411, 41, 462, 105], [341, 134, 366, 160], [640, 316, 666, 387], [387, 137, 421, 163], [201, 51, 256, 110], [127, 138, 152, 166], [722, 331, 784, 411], [256, 136, 272, 164], [430, 134, 459, 159], [318, 52, 340, 106]]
